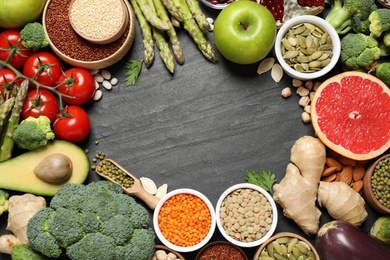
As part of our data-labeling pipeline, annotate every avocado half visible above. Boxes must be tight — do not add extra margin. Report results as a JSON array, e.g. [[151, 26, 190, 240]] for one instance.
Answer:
[[0, 140, 90, 196]]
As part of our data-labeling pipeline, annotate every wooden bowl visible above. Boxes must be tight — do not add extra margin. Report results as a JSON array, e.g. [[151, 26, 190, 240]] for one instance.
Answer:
[[154, 245, 186, 260], [42, 0, 136, 70], [253, 232, 320, 260], [68, 0, 129, 44], [195, 241, 248, 260], [363, 153, 390, 214]]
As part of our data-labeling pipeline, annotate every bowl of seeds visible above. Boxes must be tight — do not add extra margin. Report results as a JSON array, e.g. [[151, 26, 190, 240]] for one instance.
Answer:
[[253, 232, 320, 260], [43, 0, 136, 70], [363, 153, 390, 215], [274, 15, 340, 81], [215, 183, 278, 248], [153, 188, 216, 253]]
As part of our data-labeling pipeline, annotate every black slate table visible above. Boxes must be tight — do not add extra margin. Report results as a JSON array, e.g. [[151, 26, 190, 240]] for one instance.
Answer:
[[0, 4, 382, 260]]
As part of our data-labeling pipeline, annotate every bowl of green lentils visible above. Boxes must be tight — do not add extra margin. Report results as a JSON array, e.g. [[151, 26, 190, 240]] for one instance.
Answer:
[[363, 153, 390, 214], [215, 183, 278, 248]]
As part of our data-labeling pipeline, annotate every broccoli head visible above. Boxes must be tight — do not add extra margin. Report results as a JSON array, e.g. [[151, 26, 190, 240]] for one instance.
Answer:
[[369, 8, 390, 38], [27, 181, 155, 260], [325, 0, 377, 35], [0, 189, 9, 216], [13, 116, 55, 151], [20, 22, 50, 52], [340, 33, 381, 71]]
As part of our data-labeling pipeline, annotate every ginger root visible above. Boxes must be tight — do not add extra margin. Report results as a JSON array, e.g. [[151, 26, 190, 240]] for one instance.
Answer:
[[318, 181, 368, 226], [6, 194, 46, 244], [0, 234, 21, 254], [273, 136, 326, 235]]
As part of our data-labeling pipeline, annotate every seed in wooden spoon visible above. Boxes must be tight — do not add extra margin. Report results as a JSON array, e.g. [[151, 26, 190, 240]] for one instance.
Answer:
[[257, 57, 275, 75], [140, 177, 158, 195]]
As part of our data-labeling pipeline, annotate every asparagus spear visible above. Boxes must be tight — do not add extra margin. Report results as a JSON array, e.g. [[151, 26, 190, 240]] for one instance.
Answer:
[[130, 0, 155, 67], [160, 0, 183, 23], [172, 0, 217, 63], [148, 0, 175, 73], [184, 0, 211, 32], [136, 0, 172, 31], [0, 97, 15, 135], [0, 80, 28, 162], [153, 0, 184, 65]]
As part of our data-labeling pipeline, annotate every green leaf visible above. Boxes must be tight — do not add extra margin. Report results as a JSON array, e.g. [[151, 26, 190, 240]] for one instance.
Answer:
[[124, 59, 144, 86], [245, 169, 277, 195]]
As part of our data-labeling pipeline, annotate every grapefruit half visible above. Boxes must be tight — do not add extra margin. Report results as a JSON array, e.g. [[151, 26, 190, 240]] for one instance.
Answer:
[[311, 71, 390, 160]]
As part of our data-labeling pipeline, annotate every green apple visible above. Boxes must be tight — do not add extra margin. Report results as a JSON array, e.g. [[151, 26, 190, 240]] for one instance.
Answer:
[[213, 0, 276, 65], [0, 0, 46, 29]]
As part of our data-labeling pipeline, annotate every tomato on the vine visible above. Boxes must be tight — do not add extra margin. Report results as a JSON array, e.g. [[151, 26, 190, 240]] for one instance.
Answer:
[[22, 88, 59, 123], [57, 68, 95, 105], [0, 68, 21, 100], [0, 30, 31, 69], [53, 105, 90, 143], [23, 51, 62, 87]]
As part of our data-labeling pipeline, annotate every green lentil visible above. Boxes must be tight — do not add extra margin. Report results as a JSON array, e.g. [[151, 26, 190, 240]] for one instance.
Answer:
[[95, 160, 134, 188], [372, 157, 390, 209]]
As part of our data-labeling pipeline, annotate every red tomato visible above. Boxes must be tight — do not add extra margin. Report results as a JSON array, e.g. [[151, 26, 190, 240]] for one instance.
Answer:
[[53, 106, 90, 143], [57, 68, 95, 105], [0, 30, 31, 69], [0, 68, 19, 100], [23, 51, 62, 87], [22, 88, 59, 123]]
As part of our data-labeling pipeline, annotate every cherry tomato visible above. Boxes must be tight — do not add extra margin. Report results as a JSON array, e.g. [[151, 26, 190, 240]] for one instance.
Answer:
[[53, 106, 91, 143], [22, 89, 59, 123], [0, 68, 19, 100], [0, 30, 31, 69], [23, 51, 62, 87], [57, 68, 95, 105]]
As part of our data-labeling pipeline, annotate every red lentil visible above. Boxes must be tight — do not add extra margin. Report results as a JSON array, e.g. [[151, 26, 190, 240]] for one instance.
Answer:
[[158, 193, 211, 247], [198, 243, 246, 260], [45, 0, 129, 61]]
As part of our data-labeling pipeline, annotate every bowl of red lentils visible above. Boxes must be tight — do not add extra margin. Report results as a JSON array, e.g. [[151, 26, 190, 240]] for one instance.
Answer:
[[195, 241, 248, 260], [153, 188, 216, 253], [215, 183, 278, 248], [42, 0, 136, 70]]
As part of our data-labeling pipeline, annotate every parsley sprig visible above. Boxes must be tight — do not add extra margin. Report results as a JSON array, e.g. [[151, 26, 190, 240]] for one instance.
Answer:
[[245, 169, 277, 195]]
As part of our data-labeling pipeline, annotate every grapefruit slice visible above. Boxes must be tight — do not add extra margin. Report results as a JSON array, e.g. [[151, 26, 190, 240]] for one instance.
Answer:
[[311, 71, 390, 160]]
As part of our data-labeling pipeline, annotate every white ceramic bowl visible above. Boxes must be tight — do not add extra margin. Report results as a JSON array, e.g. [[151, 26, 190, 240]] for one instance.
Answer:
[[274, 15, 341, 81], [153, 188, 216, 253], [216, 183, 278, 248]]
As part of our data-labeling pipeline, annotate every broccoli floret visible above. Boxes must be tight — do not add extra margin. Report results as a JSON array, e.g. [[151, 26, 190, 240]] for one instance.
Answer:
[[66, 233, 116, 260], [13, 116, 55, 151], [0, 189, 9, 216], [369, 8, 390, 38], [325, 0, 377, 35], [340, 33, 381, 71], [27, 181, 155, 260], [27, 207, 63, 258], [20, 22, 49, 52], [11, 244, 48, 260], [375, 62, 390, 87], [115, 229, 155, 260]]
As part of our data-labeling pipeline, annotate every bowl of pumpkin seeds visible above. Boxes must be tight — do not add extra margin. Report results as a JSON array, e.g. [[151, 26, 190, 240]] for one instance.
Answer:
[[274, 15, 340, 81]]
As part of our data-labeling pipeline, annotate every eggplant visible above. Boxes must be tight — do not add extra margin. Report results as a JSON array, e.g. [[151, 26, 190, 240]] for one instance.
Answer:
[[315, 220, 390, 260]]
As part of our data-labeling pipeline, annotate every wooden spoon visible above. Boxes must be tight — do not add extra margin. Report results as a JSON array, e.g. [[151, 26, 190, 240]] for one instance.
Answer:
[[95, 158, 160, 210]]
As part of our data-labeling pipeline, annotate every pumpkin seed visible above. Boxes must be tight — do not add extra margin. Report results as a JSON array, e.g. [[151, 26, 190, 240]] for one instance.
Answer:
[[257, 57, 275, 75], [271, 63, 283, 82], [140, 177, 158, 195]]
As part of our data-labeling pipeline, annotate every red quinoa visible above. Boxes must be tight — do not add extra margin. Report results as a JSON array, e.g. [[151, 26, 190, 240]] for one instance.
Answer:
[[198, 243, 246, 260], [45, 0, 129, 61]]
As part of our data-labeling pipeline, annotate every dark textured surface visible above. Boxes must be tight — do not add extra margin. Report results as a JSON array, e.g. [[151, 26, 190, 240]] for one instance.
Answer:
[[0, 4, 382, 260]]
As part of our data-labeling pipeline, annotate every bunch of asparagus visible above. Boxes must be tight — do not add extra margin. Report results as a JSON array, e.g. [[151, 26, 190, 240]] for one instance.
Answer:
[[129, 0, 217, 73], [0, 80, 28, 162]]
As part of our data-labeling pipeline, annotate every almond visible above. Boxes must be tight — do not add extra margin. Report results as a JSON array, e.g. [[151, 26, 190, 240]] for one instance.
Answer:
[[322, 166, 338, 177], [352, 180, 363, 193], [338, 156, 357, 167], [352, 165, 365, 181], [322, 173, 336, 182], [325, 157, 342, 171], [339, 165, 353, 185]]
